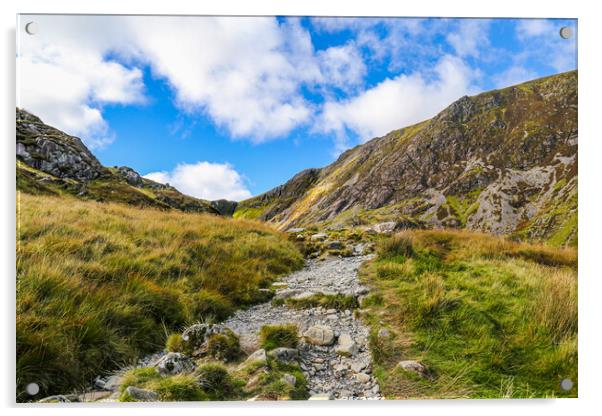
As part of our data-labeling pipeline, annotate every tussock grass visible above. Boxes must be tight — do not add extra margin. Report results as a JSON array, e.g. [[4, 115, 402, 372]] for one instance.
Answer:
[[259, 324, 299, 351], [283, 293, 359, 310], [363, 229, 577, 399], [16, 193, 303, 400]]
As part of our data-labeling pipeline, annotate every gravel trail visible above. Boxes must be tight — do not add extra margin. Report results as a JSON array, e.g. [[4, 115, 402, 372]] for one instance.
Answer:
[[224, 255, 381, 400]]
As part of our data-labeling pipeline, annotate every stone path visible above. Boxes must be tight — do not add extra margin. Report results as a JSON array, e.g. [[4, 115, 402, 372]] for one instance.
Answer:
[[224, 255, 381, 400]]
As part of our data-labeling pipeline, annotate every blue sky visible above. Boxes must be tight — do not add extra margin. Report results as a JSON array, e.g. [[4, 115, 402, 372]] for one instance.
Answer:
[[17, 16, 577, 200]]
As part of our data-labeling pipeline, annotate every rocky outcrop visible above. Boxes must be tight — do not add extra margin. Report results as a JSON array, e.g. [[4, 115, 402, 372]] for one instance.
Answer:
[[17, 108, 104, 182], [211, 199, 238, 216], [16, 108, 221, 215]]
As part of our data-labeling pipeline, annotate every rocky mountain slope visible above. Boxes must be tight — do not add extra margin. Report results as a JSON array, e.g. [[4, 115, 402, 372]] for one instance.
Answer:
[[235, 71, 578, 246], [16, 108, 223, 214]]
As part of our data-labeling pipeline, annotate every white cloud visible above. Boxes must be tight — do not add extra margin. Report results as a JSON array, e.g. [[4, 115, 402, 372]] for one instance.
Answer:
[[126, 17, 321, 141], [318, 55, 477, 151], [516, 19, 555, 38], [144, 162, 252, 201], [446, 20, 490, 58], [18, 16, 369, 145], [17, 17, 145, 148], [317, 43, 366, 91], [493, 66, 538, 88]]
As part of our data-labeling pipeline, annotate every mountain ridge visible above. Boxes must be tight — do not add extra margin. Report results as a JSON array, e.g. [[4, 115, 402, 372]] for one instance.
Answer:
[[16, 108, 233, 215], [235, 70, 578, 246]]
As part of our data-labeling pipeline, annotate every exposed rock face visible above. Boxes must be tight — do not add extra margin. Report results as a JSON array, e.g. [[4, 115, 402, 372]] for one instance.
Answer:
[[235, 168, 321, 220], [116, 166, 143, 187], [17, 108, 104, 181], [234, 71, 578, 246], [211, 199, 238, 216]]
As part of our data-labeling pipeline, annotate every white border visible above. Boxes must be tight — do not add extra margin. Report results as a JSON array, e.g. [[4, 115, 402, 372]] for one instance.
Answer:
[[2, 1, 600, 415]]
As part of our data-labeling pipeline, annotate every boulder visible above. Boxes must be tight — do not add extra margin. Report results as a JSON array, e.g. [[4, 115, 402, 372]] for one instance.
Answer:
[[181, 323, 231, 351], [354, 372, 371, 383], [153, 352, 195, 375], [397, 360, 429, 378], [326, 240, 343, 250], [281, 373, 297, 387], [116, 166, 143, 187], [124, 386, 158, 402], [267, 347, 299, 363], [303, 325, 335, 346], [335, 333, 359, 357], [38, 394, 79, 403], [310, 233, 328, 241], [95, 374, 123, 391], [372, 221, 397, 234], [287, 227, 305, 233], [244, 349, 267, 365]]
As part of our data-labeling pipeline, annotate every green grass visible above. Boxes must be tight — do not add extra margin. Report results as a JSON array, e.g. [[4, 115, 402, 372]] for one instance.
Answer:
[[361, 230, 577, 399], [283, 293, 359, 310], [259, 324, 299, 351], [16, 193, 304, 401]]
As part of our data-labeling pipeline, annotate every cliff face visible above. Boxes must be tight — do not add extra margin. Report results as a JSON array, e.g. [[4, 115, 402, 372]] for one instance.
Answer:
[[16, 108, 220, 215], [235, 71, 578, 246]]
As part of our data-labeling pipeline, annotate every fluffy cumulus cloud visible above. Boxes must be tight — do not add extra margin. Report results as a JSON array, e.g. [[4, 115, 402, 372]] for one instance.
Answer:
[[17, 16, 145, 148], [144, 162, 251, 201], [446, 19, 491, 58], [126, 17, 321, 141], [318, 55, 477, 150], [317, 43, 366, 91], [18, 16, 372, 145]]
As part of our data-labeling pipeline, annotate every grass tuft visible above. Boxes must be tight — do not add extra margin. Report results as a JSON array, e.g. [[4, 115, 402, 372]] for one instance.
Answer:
[[259, 324, 299, 351]]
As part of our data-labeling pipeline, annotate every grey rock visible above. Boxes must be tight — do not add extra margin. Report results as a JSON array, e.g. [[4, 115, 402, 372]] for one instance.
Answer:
[[397, 360, 429, 378], [38, 394, 79, 403], [354, 372, 371, 383], [287, 227, 305, 233], [335, 333, 359, 357], [244, 348, 267, 365], [310, 233, 328, 241], [153, 352, 195, 375], [281, 373, 297, 387], [124, 386, 158, 402], [326, 240, 343, 250], [303, 325, 335, 346], [268, 347, 299, 363], [116, 166, 143, 187], [371, 222, 397, 234]]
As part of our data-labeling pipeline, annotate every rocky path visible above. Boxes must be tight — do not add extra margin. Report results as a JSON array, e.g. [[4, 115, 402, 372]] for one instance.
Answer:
[[224, 255, 381, 400]]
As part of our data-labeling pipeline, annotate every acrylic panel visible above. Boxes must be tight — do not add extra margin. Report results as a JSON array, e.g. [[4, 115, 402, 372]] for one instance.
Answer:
[[16, 15, 578, 403]]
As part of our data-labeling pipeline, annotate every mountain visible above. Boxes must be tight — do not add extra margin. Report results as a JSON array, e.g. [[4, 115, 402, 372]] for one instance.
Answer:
[[16, 108, 224, 215], [235, 71, 578, 246]]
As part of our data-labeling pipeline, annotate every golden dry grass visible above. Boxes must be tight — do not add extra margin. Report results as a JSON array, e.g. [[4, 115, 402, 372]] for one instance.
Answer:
[[16, 193, 304, 400]]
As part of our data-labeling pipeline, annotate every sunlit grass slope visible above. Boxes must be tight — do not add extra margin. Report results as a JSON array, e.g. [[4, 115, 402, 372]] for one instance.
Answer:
[[361, 230, 577, 399], [16, 193, 304, 400]]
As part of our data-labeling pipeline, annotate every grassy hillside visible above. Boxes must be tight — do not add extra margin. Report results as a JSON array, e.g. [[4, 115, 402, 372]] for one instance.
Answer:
[[16, 193, 304, 400], [360, 230, 577, 398], [234, 71, 577, 247]]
